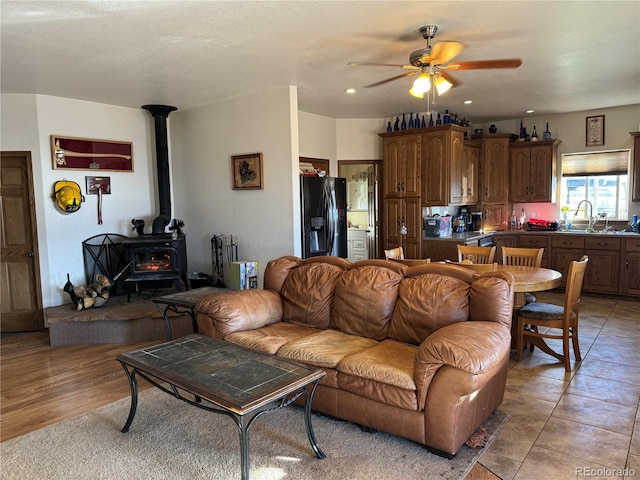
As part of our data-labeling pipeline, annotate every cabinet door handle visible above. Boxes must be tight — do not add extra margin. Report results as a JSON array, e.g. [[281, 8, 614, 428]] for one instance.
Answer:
[[401, 181, 405, 192], [397, 183, 401, 192]]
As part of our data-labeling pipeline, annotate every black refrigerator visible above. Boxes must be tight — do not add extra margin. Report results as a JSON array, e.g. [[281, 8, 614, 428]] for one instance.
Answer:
[[300, 176, 347, 259]]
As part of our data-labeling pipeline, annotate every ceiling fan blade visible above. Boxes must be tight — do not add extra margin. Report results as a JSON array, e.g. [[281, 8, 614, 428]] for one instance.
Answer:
[[427, 41, 464, 65], [348, 61, 417, 70], [444, 59, 522, 70], [364, 71, 417, 88], [439, 70, 461, 88]]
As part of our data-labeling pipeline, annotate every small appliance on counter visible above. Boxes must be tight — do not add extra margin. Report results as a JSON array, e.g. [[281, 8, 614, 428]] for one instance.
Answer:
[[424, 215, 451, 238]]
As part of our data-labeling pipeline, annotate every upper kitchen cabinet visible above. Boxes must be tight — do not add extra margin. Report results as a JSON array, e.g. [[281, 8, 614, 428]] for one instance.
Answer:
[[422, 125, 466, 206], [381, 133, 421, 198], [450, 140, 479, 206], [474, 134, 513, 204], [510, 139, 561, 203]]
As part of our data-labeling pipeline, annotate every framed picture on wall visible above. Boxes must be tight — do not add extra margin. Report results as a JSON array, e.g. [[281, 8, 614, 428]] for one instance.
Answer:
[[51, 135, 133, 171], [231, 153, 263, 190], [586, 115, 605, 147]]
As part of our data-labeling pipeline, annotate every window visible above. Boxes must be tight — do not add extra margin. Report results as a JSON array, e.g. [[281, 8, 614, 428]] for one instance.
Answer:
[[561, 150, 630, 220]]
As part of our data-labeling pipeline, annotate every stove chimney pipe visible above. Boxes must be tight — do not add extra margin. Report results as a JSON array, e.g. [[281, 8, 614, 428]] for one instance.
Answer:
[[142, 104, 177, 221]]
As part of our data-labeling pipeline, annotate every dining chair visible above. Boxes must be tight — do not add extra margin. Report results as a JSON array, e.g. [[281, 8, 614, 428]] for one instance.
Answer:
[[445, 259, 498, 273], [501, 246, 544, 267], [384, 247, 404, 260], [389, 258, 431, 266], [515, 255, 588, 372], [457, 245, 497, 264], [502, 246, 544, 304]]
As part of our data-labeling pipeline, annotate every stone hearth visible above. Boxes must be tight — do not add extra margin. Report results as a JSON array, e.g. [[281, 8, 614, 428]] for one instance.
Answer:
[[45, 288, 193, 347]]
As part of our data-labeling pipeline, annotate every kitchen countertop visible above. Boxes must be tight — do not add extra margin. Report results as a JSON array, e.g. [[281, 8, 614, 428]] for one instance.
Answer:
[[424, 230, 640, 241]]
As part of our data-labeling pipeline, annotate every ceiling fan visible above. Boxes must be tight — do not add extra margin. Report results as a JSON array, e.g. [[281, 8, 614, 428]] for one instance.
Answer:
[[348, 25, 522, 98]]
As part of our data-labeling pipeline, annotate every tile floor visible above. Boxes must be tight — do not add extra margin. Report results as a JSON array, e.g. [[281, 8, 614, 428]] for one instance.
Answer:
[[478, 291, 639, 480]]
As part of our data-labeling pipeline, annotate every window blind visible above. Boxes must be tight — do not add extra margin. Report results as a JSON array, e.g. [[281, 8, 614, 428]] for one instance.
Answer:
[[561, 150, 630, 176]]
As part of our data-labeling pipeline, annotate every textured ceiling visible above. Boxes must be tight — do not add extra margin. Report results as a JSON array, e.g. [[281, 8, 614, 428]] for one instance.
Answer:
[[1, 1, 639, 123]]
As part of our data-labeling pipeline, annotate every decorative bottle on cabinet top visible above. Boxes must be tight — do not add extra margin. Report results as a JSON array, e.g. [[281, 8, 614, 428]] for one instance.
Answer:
[[543, 122, 552, 140], [401, 113, 407, 130]]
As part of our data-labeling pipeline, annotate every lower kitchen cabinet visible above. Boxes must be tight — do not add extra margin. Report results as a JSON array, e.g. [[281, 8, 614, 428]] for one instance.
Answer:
[[519, 234, 551, 267], [382, 197, 421, 259], [622, 237, 640, 295], [584, 237, 621, 294], [494, 234, 519, 263]]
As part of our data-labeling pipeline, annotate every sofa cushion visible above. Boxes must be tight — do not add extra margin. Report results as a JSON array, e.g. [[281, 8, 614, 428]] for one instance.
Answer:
[[331, 264, 403, 340], [388, 274, 470, 345], [338, 340, 416, 390], [277, 329, 378, 369], [222, 322, 320, 355], [281, 262, 344, 328], [263, 256, 303, 294]]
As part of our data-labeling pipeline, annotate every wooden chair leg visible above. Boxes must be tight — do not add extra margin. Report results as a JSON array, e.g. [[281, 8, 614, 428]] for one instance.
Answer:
[[515, 315, 524, 361], [562, 329, 571, 372], [572, 325, 581, 362]]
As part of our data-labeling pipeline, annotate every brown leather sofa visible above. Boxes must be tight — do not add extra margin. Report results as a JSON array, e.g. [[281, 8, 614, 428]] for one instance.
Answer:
[[195, 255, 514, 457]]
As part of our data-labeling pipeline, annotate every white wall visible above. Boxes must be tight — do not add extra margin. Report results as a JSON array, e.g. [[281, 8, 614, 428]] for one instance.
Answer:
[[299, 111, 337, 174], [336, 118, 386, 160], [169, 86, 300, 286], [1, 94, 157, 307]]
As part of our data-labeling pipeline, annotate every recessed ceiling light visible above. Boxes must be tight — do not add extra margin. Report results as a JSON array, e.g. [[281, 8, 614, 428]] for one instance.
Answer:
[[526, 109, 535, 114], [464, 100, 472, 104], [345, 88, 356, 94]]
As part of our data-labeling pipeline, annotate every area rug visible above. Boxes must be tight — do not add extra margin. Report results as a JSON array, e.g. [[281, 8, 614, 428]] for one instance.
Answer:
[[1, 388, 508, 480]]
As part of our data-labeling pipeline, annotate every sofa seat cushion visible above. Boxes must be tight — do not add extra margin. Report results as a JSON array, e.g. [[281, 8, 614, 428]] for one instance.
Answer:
[[277, 329, 378, 369], [336, 340, 418, 411], [223, 322, 320, 355]]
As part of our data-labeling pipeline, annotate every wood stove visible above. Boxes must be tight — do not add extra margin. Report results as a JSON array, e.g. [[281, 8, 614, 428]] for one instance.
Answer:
[[122, 234, 187, 292]]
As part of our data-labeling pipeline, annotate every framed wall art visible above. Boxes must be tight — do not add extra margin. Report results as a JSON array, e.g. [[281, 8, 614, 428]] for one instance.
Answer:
[[586, 115, 605, 147], [231, 153, 264, 190], [51, 135, 133, 171]]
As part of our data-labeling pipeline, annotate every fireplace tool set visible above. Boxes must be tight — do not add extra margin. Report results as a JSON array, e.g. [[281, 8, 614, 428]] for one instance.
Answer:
[[210, 234, 239, 287]]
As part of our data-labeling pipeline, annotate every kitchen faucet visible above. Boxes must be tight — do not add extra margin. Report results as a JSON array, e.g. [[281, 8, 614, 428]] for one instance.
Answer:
[[573, 199, 597, 232]]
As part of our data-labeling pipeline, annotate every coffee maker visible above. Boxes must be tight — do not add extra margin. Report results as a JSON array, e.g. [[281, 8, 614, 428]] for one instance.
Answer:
[[457, 206, 483, 231]]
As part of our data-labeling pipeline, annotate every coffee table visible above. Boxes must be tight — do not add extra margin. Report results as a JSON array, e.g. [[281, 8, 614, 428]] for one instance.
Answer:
[[117, 334, 326, 480], [152, 286, 228, 340]]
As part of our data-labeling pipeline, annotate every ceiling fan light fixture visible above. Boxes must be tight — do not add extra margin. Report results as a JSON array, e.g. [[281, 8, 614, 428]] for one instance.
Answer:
[[409, 72, 431, 98], [408, 86, 424, 98], [434, 75, 453, 96]]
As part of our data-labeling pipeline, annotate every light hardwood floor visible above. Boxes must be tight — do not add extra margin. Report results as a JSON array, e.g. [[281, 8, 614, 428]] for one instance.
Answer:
[[0, 331, 498, 479]]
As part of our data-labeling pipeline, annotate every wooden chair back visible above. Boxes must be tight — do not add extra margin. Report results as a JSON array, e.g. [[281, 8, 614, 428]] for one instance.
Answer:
[[501, 246, 544, 267], [389, 258, 431, 267], [457, 245, 497, 264], [384, 247, 404, 260], [445, 260, 498, 273]]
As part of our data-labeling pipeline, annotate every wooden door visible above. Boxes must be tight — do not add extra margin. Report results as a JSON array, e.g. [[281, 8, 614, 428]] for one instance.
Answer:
[[382, 137, 401, 197], [402, 197, 422, 259], [402, 134, 421, 197], [422, 130, 450, 206], [481, 136, 510, 204], [509, 145, 531, 202], [382, 197, 401, 250], [529, 144, 553, 202], [1, 152, 43, 331]]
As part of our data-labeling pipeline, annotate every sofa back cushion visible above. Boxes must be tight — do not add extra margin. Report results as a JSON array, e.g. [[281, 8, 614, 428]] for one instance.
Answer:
[[388, 273, 470, 345], [331, 264, 403, 340], [281, 262, 344, 328], [264, 256, 304, 294]]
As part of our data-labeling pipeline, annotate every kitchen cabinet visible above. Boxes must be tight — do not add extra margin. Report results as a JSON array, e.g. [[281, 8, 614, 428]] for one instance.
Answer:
[[450, 141, 479, 206], [583, 237, 621, 294], [422, 125, 465, 206], [631, 132, 640, 202], [494, 234, 519, 263], [347, 229, 369, 262], [519, 234, 551, 267], [382, 197, 421, 259], [509, 140, 560, 203], [381, 133, 421, 198], [622, 237, 640, 295], [472, 134, 514, 231], [550, 235, 585, 289]]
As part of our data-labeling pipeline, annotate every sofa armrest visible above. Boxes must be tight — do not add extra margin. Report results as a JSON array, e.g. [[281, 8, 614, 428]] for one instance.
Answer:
[[414, 321, 511, 411], [195, 289, 283, 338]]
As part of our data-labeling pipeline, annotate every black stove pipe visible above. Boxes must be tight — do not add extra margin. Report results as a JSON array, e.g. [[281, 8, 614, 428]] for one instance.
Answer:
[[142, 104, 177, 226]]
